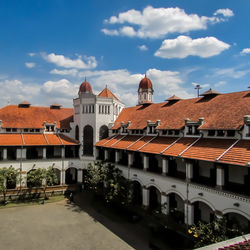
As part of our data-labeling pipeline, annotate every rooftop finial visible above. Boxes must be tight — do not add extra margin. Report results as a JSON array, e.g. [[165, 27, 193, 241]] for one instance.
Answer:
[[195, 84, 202, 97], [106, 84, 108, 89], [145, 73, 147, 78], [84, 76, 86, 82]]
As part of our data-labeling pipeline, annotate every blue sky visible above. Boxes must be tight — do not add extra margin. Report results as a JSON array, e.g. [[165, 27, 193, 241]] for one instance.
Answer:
[[0, 0, 250, 107]]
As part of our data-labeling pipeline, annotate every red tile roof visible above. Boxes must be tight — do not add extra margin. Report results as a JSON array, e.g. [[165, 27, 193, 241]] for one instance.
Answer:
[[0, 133, 78, 146], [0, 105, 73, 129], [96, 135, 250, 166], [79, 80, 93, 94], [219, 140, 250, 166], [139, 76, 153, 90], [98, 87, 120, 101], [113, 90, 250, 130], [181, 138, 236, 161]]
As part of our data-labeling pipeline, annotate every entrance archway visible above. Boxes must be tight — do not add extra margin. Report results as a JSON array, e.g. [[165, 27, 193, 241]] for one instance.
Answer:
[[65, 167, 78, 184], [149, 186, 161, 211], [225, 212, 250, 231], [169, 192, 184, 223], [99, 125, 109, 140], [193, 201, 214, 224], [132, 181, 142, 205]]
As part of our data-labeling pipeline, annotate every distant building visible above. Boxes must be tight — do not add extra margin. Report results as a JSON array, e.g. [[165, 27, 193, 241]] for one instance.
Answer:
[[0, 76, 250, 229]]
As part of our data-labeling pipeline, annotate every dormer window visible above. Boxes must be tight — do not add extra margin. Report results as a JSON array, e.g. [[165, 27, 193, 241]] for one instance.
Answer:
[[174, 130, 180, 135], [226, 130, 235, 137], [217, 130, 225, 137], [122, 126, 128, 133], [194, 126, 200, 135], [187, 126, 192, 135], [208, 130, 215, 136], [168, 130, 173, 135], [149, 126, 156, 134], [45, 125, 55, 132], [246, 125, 250, 137]]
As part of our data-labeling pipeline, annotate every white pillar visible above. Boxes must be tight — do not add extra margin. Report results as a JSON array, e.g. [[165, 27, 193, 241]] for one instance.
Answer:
[[161, 194, 169, 215], [77, 169, 83, 183], [22, 148, 26, 159], [186, 161, 193, 181], [16, 172, 27, 188], [60, 169, 65, 185], [115, 150, 120, 163], [61, 147, 65, 158], [16, 148, 22, 159], [143, 154, 149, 171], [43, 147, 46, 159], [128, 152, 133, 166], [104, 150, 109, 161], [142, 187, 149, 208], [216, 165, 225, 189], [185, 203, 194, 225], [3, 148, 7, 160], [162, 158, 169, 175]]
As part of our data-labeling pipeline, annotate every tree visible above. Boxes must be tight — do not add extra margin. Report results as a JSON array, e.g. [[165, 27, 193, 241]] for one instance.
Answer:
[[27, 167, 58, 199], [84, 161, 133, 206], [188, 217, 243, 248], [0, 166, 19, 204]]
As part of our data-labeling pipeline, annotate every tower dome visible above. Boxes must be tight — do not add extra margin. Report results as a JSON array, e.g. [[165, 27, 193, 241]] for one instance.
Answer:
[[138, 75, 154, 105], [79, 79, 93, 94]]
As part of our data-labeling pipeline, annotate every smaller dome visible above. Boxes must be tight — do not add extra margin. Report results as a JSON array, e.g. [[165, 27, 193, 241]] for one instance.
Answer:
[[79, 79, 93, 94], [139, 75, 153, 90]]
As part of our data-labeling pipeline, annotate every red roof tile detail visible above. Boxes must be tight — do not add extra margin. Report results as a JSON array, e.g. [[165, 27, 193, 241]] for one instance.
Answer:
[[219, 140, 250, 166], [58, 134, 79, 145], [111, 135, 141, 149], [126, 136, 153, 151], [98, 87, 120, 101], [0, 134, 23, 146], [95, 136, 116, 147], [139, 76, 153, 90], [139, 136, 178, 154], [23, 134, 48, 145], [162, 137, 197, 157], [182, 138, 236, 161], [0, 105, 73, 129], [79, 80, 93, 93], [44, 134, 62, 145], [102, 135, 124, 148], [112, 90, 250, 130]]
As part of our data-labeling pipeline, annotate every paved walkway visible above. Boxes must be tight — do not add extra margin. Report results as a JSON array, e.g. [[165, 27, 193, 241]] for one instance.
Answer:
[[0, 197, 135, 250]]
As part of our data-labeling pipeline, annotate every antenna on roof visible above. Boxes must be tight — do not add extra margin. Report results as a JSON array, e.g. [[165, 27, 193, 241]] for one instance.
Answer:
[[195, 84, 202, 97], [84, 76, 86, 82], [106, 84, 108, 88]]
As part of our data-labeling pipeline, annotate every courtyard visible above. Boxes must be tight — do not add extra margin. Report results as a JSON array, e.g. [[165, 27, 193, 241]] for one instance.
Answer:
[[0, 194, 137, 250]]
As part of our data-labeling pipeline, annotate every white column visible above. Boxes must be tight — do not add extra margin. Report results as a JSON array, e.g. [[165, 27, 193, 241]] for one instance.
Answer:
[[162, 157, 169, 175], [185, 203, 194, 225], [161, 194, 169, 215], [216, 165, 225, 189], [22, 148, 26, 159], [16, 148, 22, 159], [104, 149, 109, 161], [43, 147, 46, 159], [61, 147, 65, 158], [128, 152, 133, 166], [143, 154, 149, 171], [16, 172, 27, 188], [142, 187, 149, 208], [95, 147, 99, 159], [77, 169, 83, 183], [115, 150, 120, 163], [3, 148, 7, 160], [60, 169, 65, 185], [186, 161, 193, 181]]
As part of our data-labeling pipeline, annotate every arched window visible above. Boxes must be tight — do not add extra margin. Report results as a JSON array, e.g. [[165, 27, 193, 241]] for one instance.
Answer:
[[99, 125, 109, 140], [75, 125, 79, 140], [83, 125, 93, 156]]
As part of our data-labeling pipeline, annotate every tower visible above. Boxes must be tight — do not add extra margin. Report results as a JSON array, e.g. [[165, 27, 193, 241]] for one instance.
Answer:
[[138, 75, 154, 105]]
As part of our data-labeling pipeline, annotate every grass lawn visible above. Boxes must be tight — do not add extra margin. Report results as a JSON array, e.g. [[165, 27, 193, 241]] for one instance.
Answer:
[[0, 195, 65, 209]]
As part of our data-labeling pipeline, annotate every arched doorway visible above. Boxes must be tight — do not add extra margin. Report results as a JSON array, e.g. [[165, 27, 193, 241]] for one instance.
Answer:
[[99, 125, 109, 140], [53, 168, 61, 185], [225, 212, 250, 231], [169, 193, 185, 223], [83, 125, 93, 156], [75, 125, 79, 140], [27, 169, 42, 188], [193, 201, 214, 224], [132, 181, 142, 205], [65, 167, 78, 184], [149, 186, 161, 211]]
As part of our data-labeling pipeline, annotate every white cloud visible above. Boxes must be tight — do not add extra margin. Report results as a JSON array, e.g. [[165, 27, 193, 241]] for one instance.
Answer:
[[25, 62, 36, 68], [41, 53, 97, 69], [28, 53, 36, 57], [138, 45, 148, 51], [50, 68, 79, 77], [214, 67, 250, 79], [214, 8, 234, 17], [102, 6, 232, 39], [154, 36, 230, 59], [240, 48, 250, 55], [214, 81, 226, 87]]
